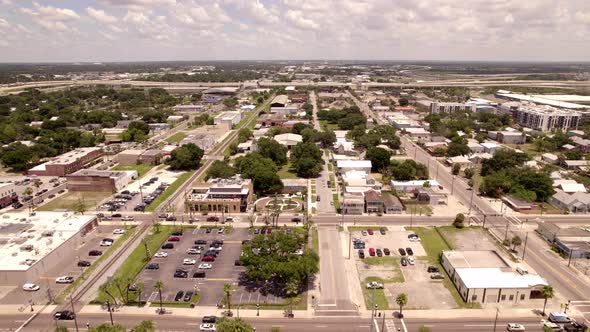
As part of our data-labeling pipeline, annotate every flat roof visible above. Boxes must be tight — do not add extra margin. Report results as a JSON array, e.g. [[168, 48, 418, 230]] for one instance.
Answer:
[[0, 212, 96, 271], [497, 93, 588, 109], [443, 250, 509, 269], [337, 160, 372, 169], [29, 147, 101, 171], [69, 169, 136, 179], [456, 268, 548, 289]]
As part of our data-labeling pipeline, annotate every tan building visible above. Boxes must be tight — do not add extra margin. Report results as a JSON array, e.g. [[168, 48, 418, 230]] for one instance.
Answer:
[[27, 147, 103, 177], [116, 149, 144, 165], [66, 169, 137, 192], [185, 175, 253, 214], [442, 250, 547, 304]]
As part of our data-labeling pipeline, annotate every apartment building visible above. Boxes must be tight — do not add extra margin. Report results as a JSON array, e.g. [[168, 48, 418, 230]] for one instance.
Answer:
[[515, 105, 581, 132]]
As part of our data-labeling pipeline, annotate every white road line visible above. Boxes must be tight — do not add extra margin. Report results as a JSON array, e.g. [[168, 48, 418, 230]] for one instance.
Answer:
[[464, 324, 493, 327], [400, 319, 408, 332]]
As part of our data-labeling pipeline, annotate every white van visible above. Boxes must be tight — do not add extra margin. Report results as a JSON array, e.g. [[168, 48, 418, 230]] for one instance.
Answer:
[[516, 266, 528, 275], [548, 312, 572, 324]]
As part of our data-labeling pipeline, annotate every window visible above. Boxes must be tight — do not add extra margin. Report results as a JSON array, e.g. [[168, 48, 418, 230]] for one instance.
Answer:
[[471, 295, 477, 301], [520, 294, 525, 300], [509, 295, 514, 301], [501, 295, 506, 301]]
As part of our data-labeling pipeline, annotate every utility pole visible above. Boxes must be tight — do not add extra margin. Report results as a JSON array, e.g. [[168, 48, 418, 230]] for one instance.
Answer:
[[348, 231, 352, 259], [451, 176, 456, 195], [106, 300, 114, 326], [493, 307, 500, 332], [522, 232, 529, 260], [468, 189, 475, 215], [70, 296, 80, 332], [381, 310, 386, 332], [504, 219, 509, 242], [568, 248, 574, 267]]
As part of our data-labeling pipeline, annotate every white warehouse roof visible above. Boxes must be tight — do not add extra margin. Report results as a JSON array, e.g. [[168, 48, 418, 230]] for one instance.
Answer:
[[336, 160, 372, 169], [456, 268, 547, 289]]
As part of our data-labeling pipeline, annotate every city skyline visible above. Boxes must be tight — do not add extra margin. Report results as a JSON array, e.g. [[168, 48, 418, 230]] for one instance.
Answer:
[[0, 0, 589, 62]]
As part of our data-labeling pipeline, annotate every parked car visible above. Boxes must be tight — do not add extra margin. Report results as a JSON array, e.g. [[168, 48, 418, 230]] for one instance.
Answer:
[[154, 251, 168, 258], [193, 271, 206, 278], [217, 228, 224, 234], [145, 263, 159, 270], [383, 248, 391, 256], [366, 281, 384, 289], [161, 243, 174, 249], [187, 248, 201, 255], [22, 283, 40, 291], [199, 323, 216, 331], [55, 276, 74, 284], [549, 312, 573, 324], [291, 218, 302, 223], [406, 248, 414, 256], [401, 257, 408, 266], [201, 256, 215, 262], [183, 258, 197, 265], [543, 322, 563, 331], [205, 228, 212, 234], [367, 228, 374, 235], [184, 291, 194, 302], [430, 273, 445, 280], [166, 216, 177, 222], [195, 240, 207, 245], [408, 234, 420, 242], [199, 263, 213, 269], [369, 248, 376, 256], [408, 257, 415, 265], [174, 269, 188, 278], [174, 291, 184, 301], [361, 230, 368, 236], [100, 239, 114, 246], [206, 216, 219, 222], [398, 248, 407, 256], [202, 316, 217, 323], [54, 310, 75, 320], [77, 260, 91, 267], [358, 250, 365, 259], [427, 266, 439, 273], [253, 228, 260, 235], [379, 227, 386, 235], [376, 249, 383, 257], [113, 229, 126, 235], [121, 216, 134, 221], [112, 213, 122, 218], [506, 323, 526, 331], [172, 230, 183, 236], [88, 250, 103, 256], [168, 236, 181, 242]]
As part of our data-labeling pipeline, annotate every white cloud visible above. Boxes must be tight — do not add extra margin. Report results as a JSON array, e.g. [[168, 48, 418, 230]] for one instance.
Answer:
[[0, 18, 9, 29], [227, 0, 278, 24], [31, 2, 80, 21], [86, 7, 117, 24], [285, 10, 319, 30]]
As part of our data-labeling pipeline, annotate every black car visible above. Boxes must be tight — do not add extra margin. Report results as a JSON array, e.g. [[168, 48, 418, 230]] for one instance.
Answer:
[[134, 205, 145, 212], [401, 257, 408, 266], [193, 271, 206, 278], [77, 260, 91, 267], [12, 202, 23, 209], [261, 228, 267, 234], [291, 218, 301, 223], [167, 216, 177, 222], [202, 316, 217, 324], [184, 291, 194, 302], [376, 249, 383, 257], [161, 243, 174, 249], [174, 270, 188, 278], [88, 250, 103, 256], [172, 230, 183, 236], [398, 248, 407, 256], [358, 250, 365, 259], [205, 228, 212, 234], [379, 227, 386, 235], [383, 248, 391, 256], [234, 259, 242, 266], [212, 240, 224, 245], [174, 291, 184, 301], [146, 263, 159, 270], [253, 228, 260, 235], [427, 266, 439, 273], [54, 310, 75, 320], [112, 213, 122, 218], [47, 194, 55, 199], [58, 189, 65, 194], [406, 248, 414, 256]]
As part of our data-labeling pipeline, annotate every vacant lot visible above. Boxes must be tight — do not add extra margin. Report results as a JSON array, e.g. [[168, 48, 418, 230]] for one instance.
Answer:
[[438, 226, 496, 251], [112, 164, 154, 177], [165, 132, 187, 144], [37, 191, 111, 211]]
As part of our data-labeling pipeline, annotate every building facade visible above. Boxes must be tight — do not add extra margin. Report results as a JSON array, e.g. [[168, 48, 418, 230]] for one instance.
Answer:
[[514, 105, 581, 132], [66, 169, 137, 192], [185, 175, 253, 214], [0, 183, 18, 208], [27, 147, 103, 177], [430, 102, 477, 114]]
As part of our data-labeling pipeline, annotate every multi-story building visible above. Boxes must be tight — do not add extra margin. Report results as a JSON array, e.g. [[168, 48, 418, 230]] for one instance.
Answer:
[[214, 111, 242, 129], [341, 193, 365, 215], [185, 175, 253, 214], [430, 102, 477, 114], [27, 147, 103, 177], [66, 169, 137, 192], [514, 105, 581, 132], [0, 183, 18, 208]]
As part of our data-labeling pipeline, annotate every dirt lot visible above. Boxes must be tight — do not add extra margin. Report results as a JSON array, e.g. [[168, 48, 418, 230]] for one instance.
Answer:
[[440, 227, 497, 251]]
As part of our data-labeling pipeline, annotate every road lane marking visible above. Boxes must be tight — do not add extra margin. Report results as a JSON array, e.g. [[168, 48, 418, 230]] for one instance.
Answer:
[[464, 324, 493, 327]]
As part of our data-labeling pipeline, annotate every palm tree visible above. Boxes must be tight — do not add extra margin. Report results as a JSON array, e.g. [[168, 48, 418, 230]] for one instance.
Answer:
[[99, 281, 119, 306], [285, 281, 299, 315], [396, 293, 408, 318], [223, 283, 233, 313], [541, 285, 554, 316], [154, 280, 164, 313], [135, 282, 145, 307]]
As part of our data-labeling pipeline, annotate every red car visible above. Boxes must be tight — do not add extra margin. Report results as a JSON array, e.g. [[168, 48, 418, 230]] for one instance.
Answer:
[[369, 248, 376, 256], [367, 229, 374, 235], [168, 236, 181, 242], [267, 228, 272, 234], [201, 256, 215, 262]]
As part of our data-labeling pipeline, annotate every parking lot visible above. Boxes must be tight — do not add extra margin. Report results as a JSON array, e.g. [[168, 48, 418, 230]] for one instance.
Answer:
[[0, 224, 131, 306], [136, 225, 285, 308], [0, 175, 68, 212], [350, 226, 455, 310]]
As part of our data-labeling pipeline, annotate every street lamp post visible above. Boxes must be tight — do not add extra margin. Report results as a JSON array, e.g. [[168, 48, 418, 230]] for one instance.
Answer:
[[106, 300, 114, 326], [493, 307, 500, 332], [256, 303, 260, 316], [70, 296, 80, 332]]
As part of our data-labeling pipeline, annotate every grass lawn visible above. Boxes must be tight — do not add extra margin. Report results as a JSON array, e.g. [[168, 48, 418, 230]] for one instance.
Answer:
[[332, 193, 340, 212], [240, 293, 307, 310], [361, 280, 390, 310], [363, 257, 405, 282], [165, 132, 187, 144], [320, 120, 339, 131], [406, 227, 480, 309], [407, 204, 433, 216], [37, 191, 112, 211], [57, 226, 137, 303], [95, 225, 180, 304], [327, 163, 333, 172], [312, 227, 319, 254], [146, 171, 194, 212], [277, 162, 299, 179], [112, 164, 154, 178]]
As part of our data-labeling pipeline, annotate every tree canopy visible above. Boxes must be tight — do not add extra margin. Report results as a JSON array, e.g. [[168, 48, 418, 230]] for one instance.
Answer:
[[205, 160, 236, 180], [366, 147, 392, 172], [256, 137, 288, 166], [166, 143, 204, 171], [290, 142, 323, 178], [234, 152, 283, 194]]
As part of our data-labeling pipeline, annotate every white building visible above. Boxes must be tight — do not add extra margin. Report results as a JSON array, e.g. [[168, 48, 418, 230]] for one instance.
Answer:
[[214, 111, 242, 129], [442, 250, 547, 304], [173, 104, 204, 112], [273, 133, 302, 148], [336, 160, 372, 174], [391, 180, 440, 193], [0, 212, 98, 284], [514, 104, 581, 132], [430, 102, 476, 114], [167, 115, 184, 123]]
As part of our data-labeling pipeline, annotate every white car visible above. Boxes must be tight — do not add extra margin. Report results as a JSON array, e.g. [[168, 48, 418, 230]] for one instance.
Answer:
[[23, 283, 40, 291], [121, 216, 134, 221], [408, 257, 415, 265], [154, 251, 168, 258], [210, 246, 223, 252], [55, 276, 74, 284], [506, 323, 526, 331], [217, 228, 224, 234], [199, 323, 216, 331], [113, 229, 126, 235], [183, 258, 197, 265], [100, 239, 114, 247], [198, 263, 213, 269], [291, 249, 304, 255], [187, 248, 201, 255]]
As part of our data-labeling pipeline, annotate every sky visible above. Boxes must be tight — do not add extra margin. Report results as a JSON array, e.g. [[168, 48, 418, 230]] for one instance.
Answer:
[[0, 0, 589, 62]]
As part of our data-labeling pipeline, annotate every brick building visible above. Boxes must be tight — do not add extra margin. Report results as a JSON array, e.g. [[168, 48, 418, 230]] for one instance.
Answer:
[[66, 169, 137, 192], [27, 147, 103, 177]]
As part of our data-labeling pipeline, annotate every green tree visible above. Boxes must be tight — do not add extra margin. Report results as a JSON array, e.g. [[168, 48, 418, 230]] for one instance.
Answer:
[[452, 164, 461, 175], [294, 157, 322, 178], [366, 147, 392, 172], [135, 282, 145, 307], [541, 285, 554, 316], [237, 128, 252, 143], [481, 149, 530, 176], [73, 198, 88, 215], [99, 280, 118, 306], [511, 235, 522, 252], [464, 167, 475, 179], [88, 324, 126, 332], [453, 213, 465, 229], [256, 137, 288, 166], [398, 98, 409, 106], [234, 153, 283, 194], [205, 160, 236, 180], [130, 320, 155, 332], [396, 293, 408, 317], [154, 280, 164, 314], [446, 141, 470, 157], [166, 143, 204, 170], [223, 283, 233, 313], [216, 318, 255, 332]]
